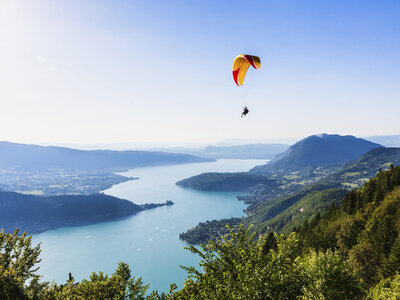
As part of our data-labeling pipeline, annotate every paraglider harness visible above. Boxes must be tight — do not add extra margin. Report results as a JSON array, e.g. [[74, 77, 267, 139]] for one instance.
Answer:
[[241, 106, 249, 117]]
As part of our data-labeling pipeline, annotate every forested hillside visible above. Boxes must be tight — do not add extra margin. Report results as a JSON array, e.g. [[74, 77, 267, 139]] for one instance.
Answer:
[[297, 165, 400, 288], [3, 167, 400, 298], [0, 191, 172, 234], [176, 172, 278, 192]]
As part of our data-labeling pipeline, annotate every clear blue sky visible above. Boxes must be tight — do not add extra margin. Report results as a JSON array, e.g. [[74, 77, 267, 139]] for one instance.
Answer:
[[1, 0, 399, 146]]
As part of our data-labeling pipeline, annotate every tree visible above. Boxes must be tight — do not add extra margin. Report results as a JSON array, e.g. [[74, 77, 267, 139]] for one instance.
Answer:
[[175, 225, 362, 299], [74, 262, 149, 299], [0, 229, 45, 299], [301, 249, 363, 299], [368, 275, 400, 299]]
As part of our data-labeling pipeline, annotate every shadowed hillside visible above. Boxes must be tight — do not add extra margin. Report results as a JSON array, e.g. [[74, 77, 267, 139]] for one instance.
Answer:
[[0, 191, 172, 234]]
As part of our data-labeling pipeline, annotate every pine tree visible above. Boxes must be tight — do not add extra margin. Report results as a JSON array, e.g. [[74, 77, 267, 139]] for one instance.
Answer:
[[382, 235, 400, 279], [0, 229, 44, 299]]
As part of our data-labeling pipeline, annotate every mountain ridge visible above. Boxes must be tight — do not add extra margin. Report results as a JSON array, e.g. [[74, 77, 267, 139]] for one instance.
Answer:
[[0, 141, 213, 171], [251, 133, 382, 174]]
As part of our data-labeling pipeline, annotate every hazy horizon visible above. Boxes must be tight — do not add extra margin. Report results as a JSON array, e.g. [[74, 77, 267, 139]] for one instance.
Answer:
[[2, 132, 400, 151]]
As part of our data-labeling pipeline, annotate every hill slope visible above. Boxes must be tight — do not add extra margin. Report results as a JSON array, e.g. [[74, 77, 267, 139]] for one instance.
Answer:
[[0, 191, 171, 233], [250, 147, 400, 234], [180, 148, 400, 245], [297, 165, 400, 287], [176, 172, 278, 192]]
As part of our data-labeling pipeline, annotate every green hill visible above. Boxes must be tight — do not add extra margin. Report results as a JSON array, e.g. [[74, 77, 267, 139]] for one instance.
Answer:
[[0, 190, 171, 234], [180, 148, 400, 245], [255, 189, 347, 233], [176, 172, 278, 192], [252, 147, 400, 234], [297, 165, 400, 287]]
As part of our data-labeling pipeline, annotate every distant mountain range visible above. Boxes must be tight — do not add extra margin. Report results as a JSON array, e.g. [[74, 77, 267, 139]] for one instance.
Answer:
[[251, 134, 382, 174], [147, 143, 288, 159], [0, 141, 212, 171], [363, 135, 400, 147], [200, 144, 288, 159], [0, 190, 172, 234]]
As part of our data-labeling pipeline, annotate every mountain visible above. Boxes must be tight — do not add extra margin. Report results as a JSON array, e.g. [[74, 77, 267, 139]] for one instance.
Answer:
[[251, 134, 382, 174], [213, 137, 299, 146], [364, 135, 400, 147], [331, 147, 400, 184], [147, 143, 288, 159], [0, 141, 212, 171], [0, 190, 172, 234], [201, 144, 288, 159], [181, 147, 400, 245], [249, 148, 400, 235]]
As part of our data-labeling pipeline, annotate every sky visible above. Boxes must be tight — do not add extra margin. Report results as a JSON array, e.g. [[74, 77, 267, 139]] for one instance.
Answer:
[[0, 0, 399, 146]]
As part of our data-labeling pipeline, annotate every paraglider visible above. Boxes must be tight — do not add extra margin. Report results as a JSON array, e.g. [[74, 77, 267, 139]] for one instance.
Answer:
[[241, 106, 249, 117], [232, 54, 261, 117]]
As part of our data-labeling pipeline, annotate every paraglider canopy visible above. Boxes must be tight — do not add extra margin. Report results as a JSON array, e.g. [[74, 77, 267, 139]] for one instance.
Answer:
[[232, 54, 261, 86]]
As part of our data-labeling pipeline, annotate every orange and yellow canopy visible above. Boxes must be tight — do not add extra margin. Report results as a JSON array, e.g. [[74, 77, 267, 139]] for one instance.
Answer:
[[232, 54, 261, 86]]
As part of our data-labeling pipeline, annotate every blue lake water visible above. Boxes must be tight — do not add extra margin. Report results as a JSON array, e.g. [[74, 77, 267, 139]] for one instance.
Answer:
[[32, 159, 267, 292]]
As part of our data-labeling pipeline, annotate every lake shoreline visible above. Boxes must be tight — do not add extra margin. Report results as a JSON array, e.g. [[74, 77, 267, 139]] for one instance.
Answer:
[[33, 159, 266, 292]]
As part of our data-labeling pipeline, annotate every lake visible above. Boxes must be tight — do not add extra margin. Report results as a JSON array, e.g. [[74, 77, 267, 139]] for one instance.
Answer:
[[33, 159, 267, 292]]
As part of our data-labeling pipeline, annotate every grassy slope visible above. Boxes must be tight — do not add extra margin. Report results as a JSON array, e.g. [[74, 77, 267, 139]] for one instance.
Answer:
[[258, 189, 348, 233]]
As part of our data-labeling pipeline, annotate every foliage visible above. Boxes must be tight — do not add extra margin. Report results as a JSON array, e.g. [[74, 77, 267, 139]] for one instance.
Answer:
[[176, 225, 362, 299], [0, 229, 159, 299], [300, 249, 363, 299], [368, 275, 400, 299], [4, 165, 400, 298], [246, 181, 340, 231], [0, 229, 44, 299], [179, 217, 242, 245], [297, 165, 400, 288], [176, 172, 278, 192], [260, 188, 348, 234], [72, 262, 149, 299], [179, 147, 400, 248]]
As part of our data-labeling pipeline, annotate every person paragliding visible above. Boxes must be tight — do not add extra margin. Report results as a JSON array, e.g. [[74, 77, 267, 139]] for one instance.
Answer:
[[232, 54, 261, 117], [241, 106, 249, 117]]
